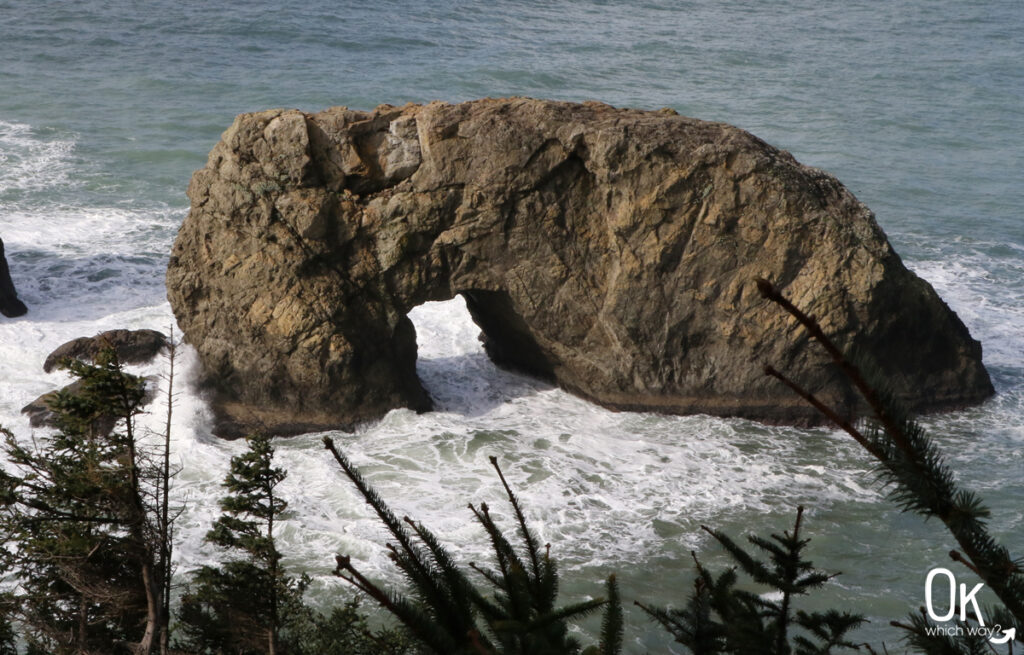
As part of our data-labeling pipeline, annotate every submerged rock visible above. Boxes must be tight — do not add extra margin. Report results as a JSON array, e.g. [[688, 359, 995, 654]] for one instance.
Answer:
[[0, 237, 27, 318], [166, 98, 993, 436], [43, 329, 169, 373]]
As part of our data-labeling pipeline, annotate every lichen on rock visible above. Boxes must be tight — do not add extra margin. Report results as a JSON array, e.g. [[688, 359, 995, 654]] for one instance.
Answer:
[[166, 98, 993, 437]]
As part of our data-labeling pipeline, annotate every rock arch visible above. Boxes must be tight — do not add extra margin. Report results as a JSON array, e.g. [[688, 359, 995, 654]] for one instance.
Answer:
[[167, 99, 992, 437]]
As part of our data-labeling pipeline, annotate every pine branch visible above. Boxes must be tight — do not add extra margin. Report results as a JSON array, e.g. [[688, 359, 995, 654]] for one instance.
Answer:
[[489, 456, 544, 586], [599, 575, 623, 655], [701, 526, 775, 586], [325, 446, 620, 655], [756, 278, 1024, 622], [403, 515, 484, 627], [323, 437, 455, 614], [470, 501, 529, 595]]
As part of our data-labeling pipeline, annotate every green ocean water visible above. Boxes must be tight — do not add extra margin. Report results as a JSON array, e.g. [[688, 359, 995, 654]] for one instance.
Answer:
[[1, 1, 1022, 651]]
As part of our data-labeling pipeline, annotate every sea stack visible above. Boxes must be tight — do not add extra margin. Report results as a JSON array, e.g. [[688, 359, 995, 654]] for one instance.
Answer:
[[0, 237, 28, 318], [166, 98, 993, 436]]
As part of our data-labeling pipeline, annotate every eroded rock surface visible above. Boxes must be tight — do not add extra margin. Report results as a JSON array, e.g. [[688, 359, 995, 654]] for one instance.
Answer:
[[166, 98, 993, 436]]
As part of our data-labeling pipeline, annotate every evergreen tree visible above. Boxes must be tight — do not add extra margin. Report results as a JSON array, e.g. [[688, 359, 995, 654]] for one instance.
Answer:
[[703, 507, 837, 654], [0, 548, 16, 655], [156, 334, 179, 653], [638, 508, 864, 655], [636, 554, 734, 655], [288, 598, 415, 655], [756, 278, 1024, 652], [586, 575, 623, 655], [0, 611, 14, 655], [0, 350, 171, 654], [324, 442, 620, 655], [177, 434, 305, 655]]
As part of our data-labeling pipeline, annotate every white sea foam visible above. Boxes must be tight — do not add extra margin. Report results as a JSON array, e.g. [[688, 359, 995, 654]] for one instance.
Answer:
[[0, 292, 886, 593], [904, 248, 1024, 532], [2, 204, 176, 256], [143, 298, 882, 593], [908, 250, 1024, 373], [0, 120, 77, 196], [0, 203, 179, 321]]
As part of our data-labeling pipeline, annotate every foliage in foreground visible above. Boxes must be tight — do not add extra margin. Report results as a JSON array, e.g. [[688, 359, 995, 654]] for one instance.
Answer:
[[0, 348, 411, 655], [756, 278, 1024, 653], [324, 442, 621, 655], [0, 588, 15, 655], [323, 441, 867, 655], [176, 434, 413, 655], [637, 507, 864, 655], [176, 433, 306, 654], [0, 350, 173, 654], [288, 599, 416, 655]]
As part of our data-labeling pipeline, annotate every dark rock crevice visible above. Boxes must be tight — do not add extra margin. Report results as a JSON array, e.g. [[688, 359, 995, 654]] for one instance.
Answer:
[[462, 288, 557, 383]]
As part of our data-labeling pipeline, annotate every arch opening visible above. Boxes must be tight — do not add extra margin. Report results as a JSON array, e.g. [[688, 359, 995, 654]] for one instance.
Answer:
[[406, 294, 555, 416]]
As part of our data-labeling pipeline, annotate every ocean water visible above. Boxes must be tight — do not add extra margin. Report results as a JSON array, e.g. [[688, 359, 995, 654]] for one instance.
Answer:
[[1, 1, 1022, 651]]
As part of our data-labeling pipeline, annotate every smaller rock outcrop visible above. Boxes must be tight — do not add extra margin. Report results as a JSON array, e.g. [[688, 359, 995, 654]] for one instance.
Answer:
[[0, 237, 27, 318], [23, 329, 167, 432], [43, 329, 168, 373], [23, 377, 159, 432], [22, 380, 94, 429]]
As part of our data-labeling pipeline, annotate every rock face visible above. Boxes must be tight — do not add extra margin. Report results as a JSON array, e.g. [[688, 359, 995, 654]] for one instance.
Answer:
[[43, 329, 169, 373], [167, 98, 993, 436], [0, 237, 28, 318]]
